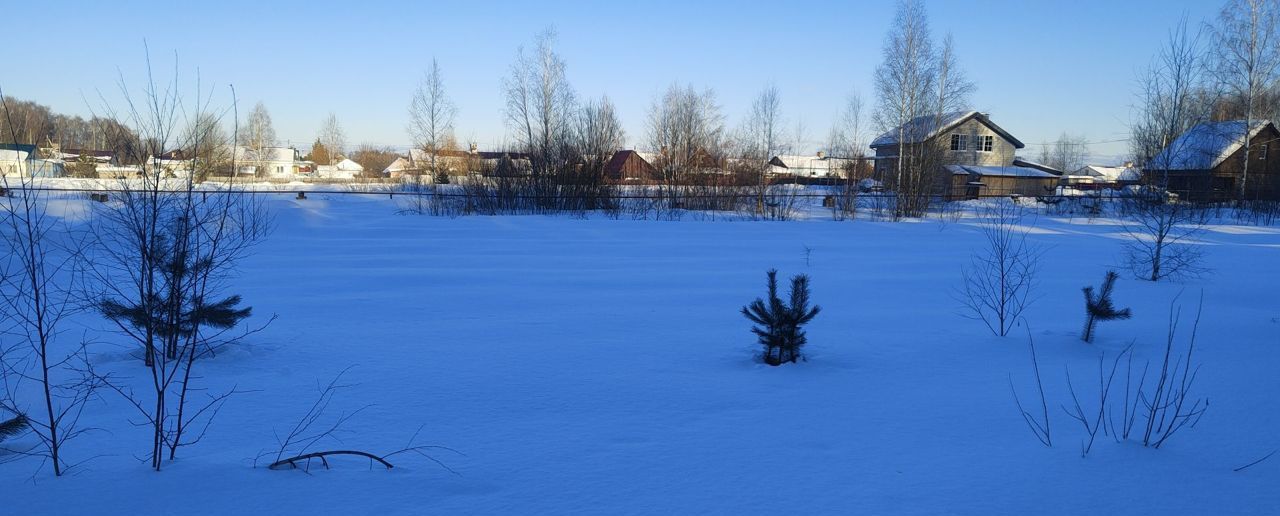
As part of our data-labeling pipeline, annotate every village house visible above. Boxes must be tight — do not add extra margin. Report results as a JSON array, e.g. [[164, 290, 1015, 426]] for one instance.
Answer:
[[604, 150, 659, 183], [149, 150, 193, 175], [767, 152, 860, 180], [1061, 164, 1141, 189], [233, 146, 310, 178], [386, 145, 531, 179], [870, 111, 1059, 198], [316, 158, 364, 179], [1, 143, 66, 177], [1145, 120, 1280, 201]]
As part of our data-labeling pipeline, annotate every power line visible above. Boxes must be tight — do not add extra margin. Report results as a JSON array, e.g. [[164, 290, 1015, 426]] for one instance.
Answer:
[[1021, 138, 1131, 146]]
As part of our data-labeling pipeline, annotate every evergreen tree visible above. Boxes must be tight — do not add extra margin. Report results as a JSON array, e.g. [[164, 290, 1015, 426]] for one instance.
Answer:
[[1082, 270, 1131, 343], [0, 413, 27, 443], [742, 269, 821, 365], [98, 216, 252, 362], [309, 139, 331, 167]]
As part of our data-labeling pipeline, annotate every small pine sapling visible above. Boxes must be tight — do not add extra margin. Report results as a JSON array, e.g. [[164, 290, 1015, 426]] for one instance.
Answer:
[[742, 269, 821, 365], [1082, 270, 1131, 343], [0, 413, 27, 443]]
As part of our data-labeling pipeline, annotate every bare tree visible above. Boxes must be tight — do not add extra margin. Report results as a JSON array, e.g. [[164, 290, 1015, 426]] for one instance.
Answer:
[[181, 112, 231, 180], [1210, 0, 1280, 199], [1039, 132, 1089, 173], [1122, 197, 1208, 281], [874, 1, 973, 218], [744, 84, 783, 212], [646, 84, 726, 217], [86, 55, 271, 471], [408, 58, 457, 184], [827, 93, 869, 219], [550, 96, 625, 213], [245, 101, 276, 175], [933, 33, 975, 115], [1132, 17, 1214, 186], [826, 93, 866, 159], [0, 94, 97, 477], [350, 144, 399, 180], [575, 96, 625, 163], [317, 113, 346, 166], [503, 28, 576, 177], [958, 202, 1042, 336]]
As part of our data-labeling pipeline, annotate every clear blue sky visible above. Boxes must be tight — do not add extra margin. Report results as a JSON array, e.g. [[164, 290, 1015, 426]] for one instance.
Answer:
[[2, 0, 1222, 163]]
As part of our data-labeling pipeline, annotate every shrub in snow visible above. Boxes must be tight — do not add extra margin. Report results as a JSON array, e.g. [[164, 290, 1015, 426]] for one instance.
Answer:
[[1082, 270, 1131, 343], [958, 202, 1042, 336], [741, 269, 821, 365], [1121, 198, 1208, 281], [261, 368, 459, 473], [1013, 297, 1207, 455]]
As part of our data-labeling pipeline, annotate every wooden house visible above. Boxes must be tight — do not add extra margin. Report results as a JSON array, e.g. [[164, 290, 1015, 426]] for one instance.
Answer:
[[1145, 120, 1280, 201], [603, 150, 659, 183]]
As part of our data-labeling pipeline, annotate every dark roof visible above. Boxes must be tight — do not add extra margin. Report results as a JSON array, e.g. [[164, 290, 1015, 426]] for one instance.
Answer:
[[478, 151, 529, 160], [62, 148, 116, 158], [0, 143, 37, 153], [870, 111, 1025, 150], [1011, 157, 1063, 175], [604, 150, 656, 178]]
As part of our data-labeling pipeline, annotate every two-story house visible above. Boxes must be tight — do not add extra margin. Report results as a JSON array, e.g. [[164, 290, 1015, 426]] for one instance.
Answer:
[[870, 111, 1058, 198]]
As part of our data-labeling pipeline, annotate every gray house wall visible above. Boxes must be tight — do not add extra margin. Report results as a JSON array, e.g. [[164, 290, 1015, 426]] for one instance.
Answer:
[[942, 118, 1017, 167], [872, 117, 1019, 177]]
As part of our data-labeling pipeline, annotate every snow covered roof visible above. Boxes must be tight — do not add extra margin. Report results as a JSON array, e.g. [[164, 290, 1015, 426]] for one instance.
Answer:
[[335, 158, 363, 171], [1073, 165, 1140, 181], [408, 148, 530, 163], [946, 165, 1059, 178], [0, 149, 32, 163], [384, 156, 412, 173], [233, 146, 299, 163], [636, 151, 662, 166], [1149, 120, 1273, 171], [768, 154, 856, 170], [870, 111, 1025, 150]]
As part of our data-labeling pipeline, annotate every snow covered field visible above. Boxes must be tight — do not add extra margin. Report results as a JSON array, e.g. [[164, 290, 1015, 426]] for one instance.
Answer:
[[3, 193, 1279, 514]]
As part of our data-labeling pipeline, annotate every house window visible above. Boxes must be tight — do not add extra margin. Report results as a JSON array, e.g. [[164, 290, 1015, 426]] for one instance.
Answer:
[[978, 135, 994, 152], [950, 133, 968, 151], [1261, 144, 1269, 160], [276, 166, 284, 173]]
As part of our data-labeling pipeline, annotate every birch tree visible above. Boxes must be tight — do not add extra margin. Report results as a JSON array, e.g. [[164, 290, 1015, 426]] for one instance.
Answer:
[[1210, 0, 1280, 199], [317, 113, 346, 165], [873, 0, 973, 218], [409, 58, 456, 182], [745, 84, 783, 208], [574, 96, 625, 169], [826, 93, 865, 159], [0, 95, 97, 476], [647, 86, 724, 181], [502, 28, 576, 177], [1127, 18, 1212, 281], [246, 102, 276, 173]]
